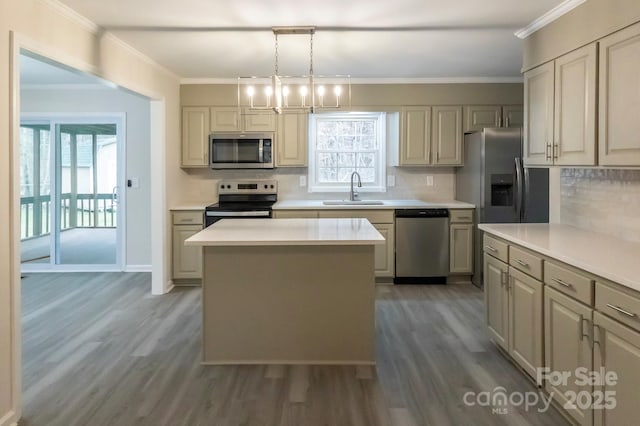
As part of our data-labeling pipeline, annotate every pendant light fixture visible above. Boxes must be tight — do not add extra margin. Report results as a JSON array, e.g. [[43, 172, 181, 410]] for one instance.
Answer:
[[237, 27, 351, 114]]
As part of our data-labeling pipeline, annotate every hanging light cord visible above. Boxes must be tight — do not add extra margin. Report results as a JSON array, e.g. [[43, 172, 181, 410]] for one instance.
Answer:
[[309, 31, 314, 77], [274, 32, 279, 76]]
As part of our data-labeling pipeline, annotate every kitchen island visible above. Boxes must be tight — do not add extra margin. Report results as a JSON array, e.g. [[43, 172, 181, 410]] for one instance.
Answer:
[[185, 218, 385, 365]]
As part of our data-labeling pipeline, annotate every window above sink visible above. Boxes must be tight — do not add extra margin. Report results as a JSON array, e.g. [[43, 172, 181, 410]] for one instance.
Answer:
[[308, 112, 388, 193]]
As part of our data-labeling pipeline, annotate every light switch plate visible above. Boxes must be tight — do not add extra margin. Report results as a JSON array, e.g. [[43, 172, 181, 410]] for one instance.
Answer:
[[387, 175, 395, 187], [299, 176, 307, 187], [426, 175, 434, 186], [129, 177, 140, 188]]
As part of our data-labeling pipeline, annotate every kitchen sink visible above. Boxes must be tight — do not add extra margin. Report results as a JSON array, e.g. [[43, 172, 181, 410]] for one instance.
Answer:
[[322, 200, 385, 206]]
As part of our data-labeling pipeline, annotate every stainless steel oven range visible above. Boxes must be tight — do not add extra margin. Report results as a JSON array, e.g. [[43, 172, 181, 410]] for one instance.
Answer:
[[205, 179, 278, 227]]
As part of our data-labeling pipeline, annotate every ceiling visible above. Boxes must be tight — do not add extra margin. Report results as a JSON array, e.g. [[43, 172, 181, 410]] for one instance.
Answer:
[[58, 0, 566, 81]]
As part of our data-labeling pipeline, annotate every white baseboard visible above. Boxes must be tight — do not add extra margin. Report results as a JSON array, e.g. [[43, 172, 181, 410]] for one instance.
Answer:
[[0, 410, 19, 426], [124, 264, 152, 272]]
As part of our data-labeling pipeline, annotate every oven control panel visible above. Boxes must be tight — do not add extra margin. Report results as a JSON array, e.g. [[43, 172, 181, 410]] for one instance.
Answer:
[[218, 180, 278, 195]]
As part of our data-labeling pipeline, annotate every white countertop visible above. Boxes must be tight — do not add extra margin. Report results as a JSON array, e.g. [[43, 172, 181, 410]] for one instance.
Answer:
[[273, 199, 475, 210], [185, 218, 386, 246], [479, 223, 640, 293]]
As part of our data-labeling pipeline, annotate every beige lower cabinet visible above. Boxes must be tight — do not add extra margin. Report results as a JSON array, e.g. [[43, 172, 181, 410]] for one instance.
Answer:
[[484, 253, 509, 350], [274, 209, 394, 278], [484, 247, 543, 378], [484, 231, 640, 425], [449, 224, 473, 274], [172, 211, 203, 282], [508, 267, 543, 379], [449, 209, 473, 275], [544, 286, 594, 425], [593, 312, 640, 426], [372, 223, 395, 278]]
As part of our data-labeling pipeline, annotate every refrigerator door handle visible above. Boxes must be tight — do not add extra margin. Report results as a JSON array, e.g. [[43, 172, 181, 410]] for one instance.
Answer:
[[514, 157, 523, 220], [523, 166, 530, 221]]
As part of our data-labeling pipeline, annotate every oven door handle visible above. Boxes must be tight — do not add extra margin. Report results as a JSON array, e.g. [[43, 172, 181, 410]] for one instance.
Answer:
[[205, 211, 271, 217]]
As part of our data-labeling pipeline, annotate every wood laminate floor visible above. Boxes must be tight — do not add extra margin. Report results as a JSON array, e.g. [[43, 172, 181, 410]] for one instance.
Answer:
[[21, 228, 116, 264], [21, 273, 569, 426]]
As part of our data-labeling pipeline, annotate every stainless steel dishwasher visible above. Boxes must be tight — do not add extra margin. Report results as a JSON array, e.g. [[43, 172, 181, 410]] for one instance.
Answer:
[[394, 209, 449, 284]]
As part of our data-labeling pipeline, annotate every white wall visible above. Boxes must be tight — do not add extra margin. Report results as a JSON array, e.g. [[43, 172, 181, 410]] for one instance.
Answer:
[[0, 0, 181, 423], [21, 86, 152, 267]]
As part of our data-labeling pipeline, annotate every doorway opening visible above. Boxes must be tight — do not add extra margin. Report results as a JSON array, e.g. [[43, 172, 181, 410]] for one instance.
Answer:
[[20, 118, 124, 268]]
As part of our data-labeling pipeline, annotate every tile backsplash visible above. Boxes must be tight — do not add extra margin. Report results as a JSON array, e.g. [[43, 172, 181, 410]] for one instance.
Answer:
[[180, 167, 456, 203], [561, 168, 640, 243]]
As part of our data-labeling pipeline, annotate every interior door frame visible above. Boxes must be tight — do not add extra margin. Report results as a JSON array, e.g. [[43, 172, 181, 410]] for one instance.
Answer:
[[20, 113, 127, 272]]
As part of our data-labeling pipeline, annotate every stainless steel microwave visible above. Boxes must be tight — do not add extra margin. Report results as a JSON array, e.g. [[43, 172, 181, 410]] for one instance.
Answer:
[[209, 132, 274, 169]]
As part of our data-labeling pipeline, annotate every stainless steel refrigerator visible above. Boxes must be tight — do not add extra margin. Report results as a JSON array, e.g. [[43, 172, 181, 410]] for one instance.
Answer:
[[456, 127, 549, 287]]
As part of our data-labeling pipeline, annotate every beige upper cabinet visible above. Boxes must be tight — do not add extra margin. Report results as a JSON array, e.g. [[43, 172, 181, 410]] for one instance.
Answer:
[[554, 43, 598, 166], [431, 106, 463, 165], [502, 105, 523, 128], [544, 286, 593, 426], [484, 253, 509, 350], [243, 111, 276, 132], [463, 105, 501, 132], [400, 107, 432, 165], [598, 22, 640, 166], [593, 311, 640, 426], [464, 105, 523, 132], [276, 110, 308, 167], [210, 107, 276, 132], [508, 267, 543, 380], [210, 107, 241, 132], [181, 107, 210, 168], [524, 61, 555, 166]]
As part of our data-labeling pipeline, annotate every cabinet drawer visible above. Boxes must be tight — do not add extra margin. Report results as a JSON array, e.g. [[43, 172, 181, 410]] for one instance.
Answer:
[[483, 234, 508, 263], [318, 209, 394, 224], [544, 261, 593, 305], [509, 245, 543, 280], [172, 211, 204, 225], [449, 209, 473, 223], [596, 282, 640, 332], [274, 210, 319, 219]]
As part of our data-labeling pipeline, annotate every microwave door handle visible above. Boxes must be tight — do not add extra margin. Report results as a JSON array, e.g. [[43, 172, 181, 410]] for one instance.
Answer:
[[259, 139, 264, 162]]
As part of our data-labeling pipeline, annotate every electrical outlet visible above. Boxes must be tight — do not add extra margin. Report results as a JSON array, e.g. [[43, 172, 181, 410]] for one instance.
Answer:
[[299, 176, 307, 187], [387, 175, 395, 187], [426, 175, 434, 186]]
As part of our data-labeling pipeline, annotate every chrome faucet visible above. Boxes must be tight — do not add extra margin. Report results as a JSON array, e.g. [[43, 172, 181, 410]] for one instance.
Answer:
[[350, 171, 362, 201]]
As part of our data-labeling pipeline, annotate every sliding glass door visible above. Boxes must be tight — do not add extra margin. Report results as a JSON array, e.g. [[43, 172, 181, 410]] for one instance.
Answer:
[[20, 117, 123, 270], [19, 124, 52, 264]]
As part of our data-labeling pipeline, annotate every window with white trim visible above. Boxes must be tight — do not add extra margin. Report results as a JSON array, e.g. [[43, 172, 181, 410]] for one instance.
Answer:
[[308, 112, 386, 192]]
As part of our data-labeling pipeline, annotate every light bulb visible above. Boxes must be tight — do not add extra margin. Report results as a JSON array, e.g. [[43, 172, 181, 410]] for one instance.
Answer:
[[247, 86, 255, 97], [265, 86, 273, 96], [333, 85, 342, 96], [299, 85, 308, 96], [317, 85, 326, 96], [282, 86, 290, 97]]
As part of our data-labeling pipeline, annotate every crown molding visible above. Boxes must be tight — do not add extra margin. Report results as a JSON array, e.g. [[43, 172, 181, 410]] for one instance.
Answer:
[[42, 0, 100, 33], [102, 32, 180, 81], [515, 0, 587, 39], [181, 76, 523, 85], [42, 0, 179, 82]]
